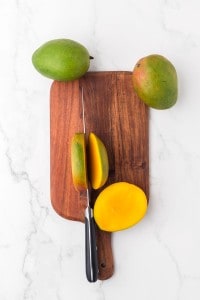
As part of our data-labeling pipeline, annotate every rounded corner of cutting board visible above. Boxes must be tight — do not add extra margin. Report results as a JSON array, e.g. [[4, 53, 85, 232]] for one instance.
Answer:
[[50, 80, 68, 95], [50, 197, 63, 218], [50, 80, 58, 91], [51, 196, 82, 222]]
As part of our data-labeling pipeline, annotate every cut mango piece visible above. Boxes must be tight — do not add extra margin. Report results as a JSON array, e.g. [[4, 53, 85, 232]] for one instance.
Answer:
[[88, 133, 109, 190], [71, 133, 88, 191], [94, 182, 147, 232]]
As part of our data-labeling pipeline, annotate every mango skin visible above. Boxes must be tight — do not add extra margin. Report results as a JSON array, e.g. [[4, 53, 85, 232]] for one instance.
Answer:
[[32, 39, 91, 81], [132, 54, 178, 109]]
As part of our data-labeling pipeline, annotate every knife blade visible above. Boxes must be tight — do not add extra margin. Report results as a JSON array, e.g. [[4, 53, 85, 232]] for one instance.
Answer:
[[81, 87, 98, 283]]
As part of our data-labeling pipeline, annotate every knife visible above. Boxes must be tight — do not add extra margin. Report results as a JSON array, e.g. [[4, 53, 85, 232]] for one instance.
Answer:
[[81, 87, 98, 283]]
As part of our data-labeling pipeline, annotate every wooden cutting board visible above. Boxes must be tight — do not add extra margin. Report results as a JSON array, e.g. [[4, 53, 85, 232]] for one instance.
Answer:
[[50, 71, 149, 280]]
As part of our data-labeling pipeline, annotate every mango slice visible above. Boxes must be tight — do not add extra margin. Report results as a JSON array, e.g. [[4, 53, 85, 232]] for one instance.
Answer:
[[94, 182, 147, 232], [88, 133, 109, 190], [71, 133, 88, 191]]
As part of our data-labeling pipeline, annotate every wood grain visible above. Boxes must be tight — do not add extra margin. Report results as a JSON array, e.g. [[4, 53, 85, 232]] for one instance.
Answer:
[[50, 71, 149, 280]]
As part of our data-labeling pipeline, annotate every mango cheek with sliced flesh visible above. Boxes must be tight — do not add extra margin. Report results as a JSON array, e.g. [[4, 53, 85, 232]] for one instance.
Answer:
[[71, 132, 109, 191], [71, 133, 88, 191], [94, 182, 147, 232]]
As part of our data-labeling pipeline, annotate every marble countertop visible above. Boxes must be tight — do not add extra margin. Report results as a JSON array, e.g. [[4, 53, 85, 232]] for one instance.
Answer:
[[0, 0, 200, 299]]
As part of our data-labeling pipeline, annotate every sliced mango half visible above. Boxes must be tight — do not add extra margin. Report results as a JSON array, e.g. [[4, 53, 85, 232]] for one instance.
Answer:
[[71, 132, 109, 191], [94, 182, 147, 232], [88, 133, 109, 190], [71, 133, 88, 191]]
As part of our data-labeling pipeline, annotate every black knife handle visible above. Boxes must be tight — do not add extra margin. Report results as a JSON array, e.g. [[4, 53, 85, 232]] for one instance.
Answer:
[[85, 206, 98, 282]]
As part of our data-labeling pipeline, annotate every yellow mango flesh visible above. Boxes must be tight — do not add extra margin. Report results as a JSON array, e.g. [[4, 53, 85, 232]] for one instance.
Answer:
[[94, 182, 147, 232], [71, 133, 88, 191], [88, 133, 109, 190]]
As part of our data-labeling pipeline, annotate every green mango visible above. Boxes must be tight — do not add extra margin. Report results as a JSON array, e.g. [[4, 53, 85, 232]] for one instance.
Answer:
[[32, 39, 92, 81], [132, 54, 178, 109]]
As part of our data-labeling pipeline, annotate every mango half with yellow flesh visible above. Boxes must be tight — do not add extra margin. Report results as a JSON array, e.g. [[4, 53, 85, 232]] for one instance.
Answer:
[[71, 132, 109, 191], [132, 54, 178, 109], [71, 133, 88, 191], [94, 182, 147, 232], [88, 133, 109, 190]]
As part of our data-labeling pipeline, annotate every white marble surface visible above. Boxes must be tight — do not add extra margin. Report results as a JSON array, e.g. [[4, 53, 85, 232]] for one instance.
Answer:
[[0, 0, 200, 299]]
